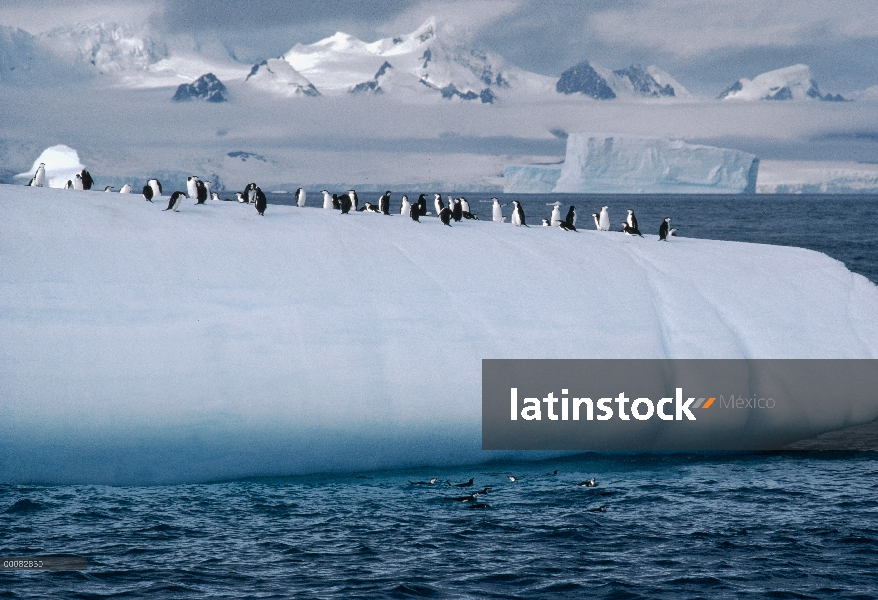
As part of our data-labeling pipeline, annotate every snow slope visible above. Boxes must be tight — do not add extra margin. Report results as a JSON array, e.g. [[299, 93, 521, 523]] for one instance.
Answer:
[[719, 64, 843, 101], [2, 184, 878, 483]]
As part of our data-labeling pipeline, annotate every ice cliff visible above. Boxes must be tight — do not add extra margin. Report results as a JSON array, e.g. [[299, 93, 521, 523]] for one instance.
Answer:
[[505, 134, 759, 194]]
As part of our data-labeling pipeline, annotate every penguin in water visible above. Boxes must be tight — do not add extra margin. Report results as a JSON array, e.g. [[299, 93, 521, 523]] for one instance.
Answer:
[[119, 184, 132, 194], [147, 179, 162, 197], [439, 206, 453, 226], [400, 194, 411, 216], [598, 206, 610, 231], [511, 200, 528, 227], [28, 163, 46, 187], [549, 202, 562, 226], [451, 198, 463, 222], [417, 193, 429, 216], [491, 198, 506, 223], [460, 197, 478, 219], [80, 170, 93, 190], [409, 200, 421, 222], [339, 193, 352, 214], [378, 190, 391, 215], [163, 191, 187, 212], [433, 193, 445, 216], [626, 209, 638, 232], [296, 188, 306, 207], [348, 189, 358, 211], [659, 217, 677, 241], [142, 184, 154, 202], [578, 478, 596, 487], [321, 190, 334, 210], [621, 222, 643, 237], [195, 179, 208, 204], [254, 187, 267, 216], [332, 193, 341, 210], [565, 206, 576, 227]]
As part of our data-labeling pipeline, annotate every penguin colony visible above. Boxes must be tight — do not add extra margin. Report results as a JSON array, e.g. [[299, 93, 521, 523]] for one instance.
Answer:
[[22, 165, 680, 239]]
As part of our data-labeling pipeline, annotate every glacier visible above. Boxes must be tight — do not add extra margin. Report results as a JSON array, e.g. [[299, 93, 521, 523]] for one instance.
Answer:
[[2, 184, 878, 483], [505, 134, 759, 194]]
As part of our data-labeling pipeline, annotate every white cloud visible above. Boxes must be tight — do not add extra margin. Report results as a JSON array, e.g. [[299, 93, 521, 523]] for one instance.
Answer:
[[586, 0, 878, 57], [376, 0, 522, 40]]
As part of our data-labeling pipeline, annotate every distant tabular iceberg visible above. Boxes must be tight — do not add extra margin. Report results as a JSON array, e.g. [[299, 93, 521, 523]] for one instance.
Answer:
[[505, 133, 759, 194]]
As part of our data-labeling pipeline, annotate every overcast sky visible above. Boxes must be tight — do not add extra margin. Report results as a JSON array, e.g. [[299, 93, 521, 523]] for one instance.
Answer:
[[2, 0, 878, 95]]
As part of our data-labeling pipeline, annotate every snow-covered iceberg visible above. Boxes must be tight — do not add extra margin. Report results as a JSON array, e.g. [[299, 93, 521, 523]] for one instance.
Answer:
[[757, 160, 878, 193], [1, 184, 877, 483], [13, 144, 84, 188], [505, 134, 759, 194]]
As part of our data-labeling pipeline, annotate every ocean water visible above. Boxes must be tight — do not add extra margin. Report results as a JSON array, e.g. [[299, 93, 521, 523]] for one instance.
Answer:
[[3, 453, 878, 598], [267, 192, 878, 284], [4, 192, 878, 597]]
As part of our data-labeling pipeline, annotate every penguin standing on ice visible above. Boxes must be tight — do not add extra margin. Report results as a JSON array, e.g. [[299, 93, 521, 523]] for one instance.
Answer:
[[211, 192, 221, 201], [417, 194, 428, 216], [321, 190, 334, 210], [244, 183, 257, 204], [80, 170, 93, 190], [28, 163, 46, 187], [511, 200, 528, 227], [147, 179, 162, 197], [254, 187, 267, 216], [120, 184, 132, 194], [296, 188, 306, 207], [558, 219, 577, 232], [439, 206, 453, 226], [410, 200, 421, 222], [195, 179, 208, 204], [565, 206, 576, 227], [549, 202, 562, 226], [236, 192, 246, 203], [598, 206, 610, 231], [73, 174, 84, 190], [659, 217, 677, 241], [400, 195, 411, 216], [626, 209, 638, 232], [187, 176, 199, 200], [64, 180, 73, 189], [591, 213, 600, 229], [451, 198, 463, 222], [331, 193, 341, 210], [492, 198, 506, 223], [348, 189, 358, 211], [340, 193, 352, 214], [142, 185, 154, 202], [163, 191, 186, 212], [378, 191, 391, 215], [434, 193, 445, 216]]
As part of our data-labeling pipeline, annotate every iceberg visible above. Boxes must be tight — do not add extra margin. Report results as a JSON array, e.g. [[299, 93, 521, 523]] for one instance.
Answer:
[[13, 144, 84, 188], [1, 184, 877, 483], [506, 134, 759, 194]]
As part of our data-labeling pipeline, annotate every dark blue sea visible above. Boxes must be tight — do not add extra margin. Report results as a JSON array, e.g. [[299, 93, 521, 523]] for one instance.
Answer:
[[4, 192, 878, 598]]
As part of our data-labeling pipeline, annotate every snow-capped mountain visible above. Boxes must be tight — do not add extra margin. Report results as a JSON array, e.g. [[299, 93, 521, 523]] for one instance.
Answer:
[[556, 61, 690, 99], [38, 22, 165, 74], [278, 17, 555, 102], [0, 25, 78, 84], [173, 73, 228, 102], [719, 64, 845, 101], [244, 58, 320, 97]]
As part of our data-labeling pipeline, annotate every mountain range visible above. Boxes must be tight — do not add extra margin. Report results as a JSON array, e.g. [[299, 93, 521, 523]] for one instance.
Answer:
[[0, 18, 853, 103]]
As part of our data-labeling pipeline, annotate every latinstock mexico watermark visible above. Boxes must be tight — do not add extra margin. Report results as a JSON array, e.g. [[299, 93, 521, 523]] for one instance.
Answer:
[[482, 359, 878, 451]]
